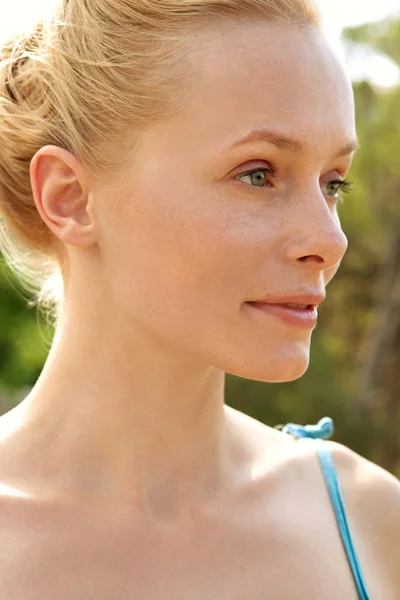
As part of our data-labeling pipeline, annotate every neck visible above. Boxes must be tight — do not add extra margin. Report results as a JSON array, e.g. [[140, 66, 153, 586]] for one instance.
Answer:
[[8, 309, 240, 518]]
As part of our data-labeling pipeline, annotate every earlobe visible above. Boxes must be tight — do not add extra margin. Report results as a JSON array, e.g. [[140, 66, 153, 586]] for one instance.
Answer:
[[30, 145, 96, 248]]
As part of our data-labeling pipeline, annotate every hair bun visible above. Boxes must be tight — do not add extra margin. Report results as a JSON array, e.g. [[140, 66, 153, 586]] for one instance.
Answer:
[[1, 21, 44, 104]]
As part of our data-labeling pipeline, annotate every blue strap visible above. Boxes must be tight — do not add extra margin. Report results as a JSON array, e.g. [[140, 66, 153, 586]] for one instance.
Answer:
[[276, 418, 371, 600]]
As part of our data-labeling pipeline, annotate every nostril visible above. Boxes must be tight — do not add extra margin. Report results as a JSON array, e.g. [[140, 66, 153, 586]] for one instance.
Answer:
[[299, 255, 324, 263]]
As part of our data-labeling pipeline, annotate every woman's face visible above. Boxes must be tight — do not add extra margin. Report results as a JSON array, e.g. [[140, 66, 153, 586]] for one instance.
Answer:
[[94, 21, 357, 382]]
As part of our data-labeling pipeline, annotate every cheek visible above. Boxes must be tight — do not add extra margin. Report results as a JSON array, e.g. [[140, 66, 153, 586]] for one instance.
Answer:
[[105, 183, 269, 327], [96, 183, 313, 381]]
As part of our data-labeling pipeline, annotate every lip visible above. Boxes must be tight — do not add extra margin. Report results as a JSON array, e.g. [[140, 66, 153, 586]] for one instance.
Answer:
[[248, 293, 326, 308], [246, 302, 319, 329]]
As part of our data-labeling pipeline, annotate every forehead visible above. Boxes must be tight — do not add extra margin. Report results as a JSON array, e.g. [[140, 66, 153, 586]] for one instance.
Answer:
[[174, 21, 356, 154]]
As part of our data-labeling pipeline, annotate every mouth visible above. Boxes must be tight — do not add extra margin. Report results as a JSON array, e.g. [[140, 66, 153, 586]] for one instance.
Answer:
[[245, 301, 318, 329]]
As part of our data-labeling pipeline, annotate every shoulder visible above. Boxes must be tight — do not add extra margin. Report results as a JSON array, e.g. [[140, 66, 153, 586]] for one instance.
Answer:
[[325, 439, 400, 591], [326, 439, 400, 522]]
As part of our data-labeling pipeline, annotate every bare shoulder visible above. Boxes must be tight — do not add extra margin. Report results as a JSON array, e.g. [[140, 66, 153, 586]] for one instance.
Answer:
[[325, 439, 400, 590], [326, 438, 400, 521], [227, 407, 400, 594]]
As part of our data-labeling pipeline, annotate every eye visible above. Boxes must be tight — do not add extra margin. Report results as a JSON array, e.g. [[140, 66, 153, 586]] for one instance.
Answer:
[[235, 167, 355, 204], [235, 165, 278, 188], [321, 179, 354, 203]]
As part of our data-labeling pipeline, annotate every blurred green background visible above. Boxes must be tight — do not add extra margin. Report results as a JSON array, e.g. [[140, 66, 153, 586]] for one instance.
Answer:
[[1, 18, 400, 478]]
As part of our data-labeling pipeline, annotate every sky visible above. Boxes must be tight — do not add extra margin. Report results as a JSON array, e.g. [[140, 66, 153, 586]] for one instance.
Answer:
[[1, 0, 400, 87], [319, 0, 400, 87]]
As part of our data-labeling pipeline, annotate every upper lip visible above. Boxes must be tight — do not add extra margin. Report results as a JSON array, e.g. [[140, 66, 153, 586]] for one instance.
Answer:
[[248, 292, 326, 307]]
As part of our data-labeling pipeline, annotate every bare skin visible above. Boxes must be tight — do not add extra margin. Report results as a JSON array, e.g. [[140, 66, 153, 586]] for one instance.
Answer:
[[0, 19, 399, 599], [0, 407, 397, 599]]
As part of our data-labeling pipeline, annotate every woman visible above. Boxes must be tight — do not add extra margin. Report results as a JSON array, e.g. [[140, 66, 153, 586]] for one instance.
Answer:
[[0, 0, 399, 597]]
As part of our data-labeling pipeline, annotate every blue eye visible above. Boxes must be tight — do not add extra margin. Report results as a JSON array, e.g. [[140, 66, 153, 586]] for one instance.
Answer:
[[238, 170, 269, 187], [235, 166, 278, 188], [321, 179, 354, 202]]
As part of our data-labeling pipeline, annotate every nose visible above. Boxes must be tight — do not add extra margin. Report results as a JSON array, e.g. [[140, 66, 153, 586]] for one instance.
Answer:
[[282, 195, 349, 270]]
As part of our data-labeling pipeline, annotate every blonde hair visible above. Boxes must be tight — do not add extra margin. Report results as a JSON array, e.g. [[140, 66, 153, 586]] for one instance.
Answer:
[[0, 0, 322, 327]]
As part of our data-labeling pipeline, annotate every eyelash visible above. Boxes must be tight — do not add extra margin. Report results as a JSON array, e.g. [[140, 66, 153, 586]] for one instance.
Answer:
[[235, 165, 354, 204]]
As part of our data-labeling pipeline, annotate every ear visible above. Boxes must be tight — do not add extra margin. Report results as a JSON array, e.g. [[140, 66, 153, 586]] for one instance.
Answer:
[[30, 145, 96, 248]]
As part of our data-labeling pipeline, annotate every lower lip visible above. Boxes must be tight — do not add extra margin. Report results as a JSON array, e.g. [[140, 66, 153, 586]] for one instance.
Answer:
[[246, 302, 318, 329]]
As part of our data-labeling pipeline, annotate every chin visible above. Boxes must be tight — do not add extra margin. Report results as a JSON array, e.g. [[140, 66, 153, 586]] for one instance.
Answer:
[[222, 348, 310, 383]]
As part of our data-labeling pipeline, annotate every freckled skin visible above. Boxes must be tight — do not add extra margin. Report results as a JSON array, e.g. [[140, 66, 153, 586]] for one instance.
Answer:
[[93, 22, 354, 383]]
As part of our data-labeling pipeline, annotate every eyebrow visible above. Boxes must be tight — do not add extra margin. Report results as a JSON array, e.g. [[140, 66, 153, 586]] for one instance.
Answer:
[[226, 127, 360, 159]]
